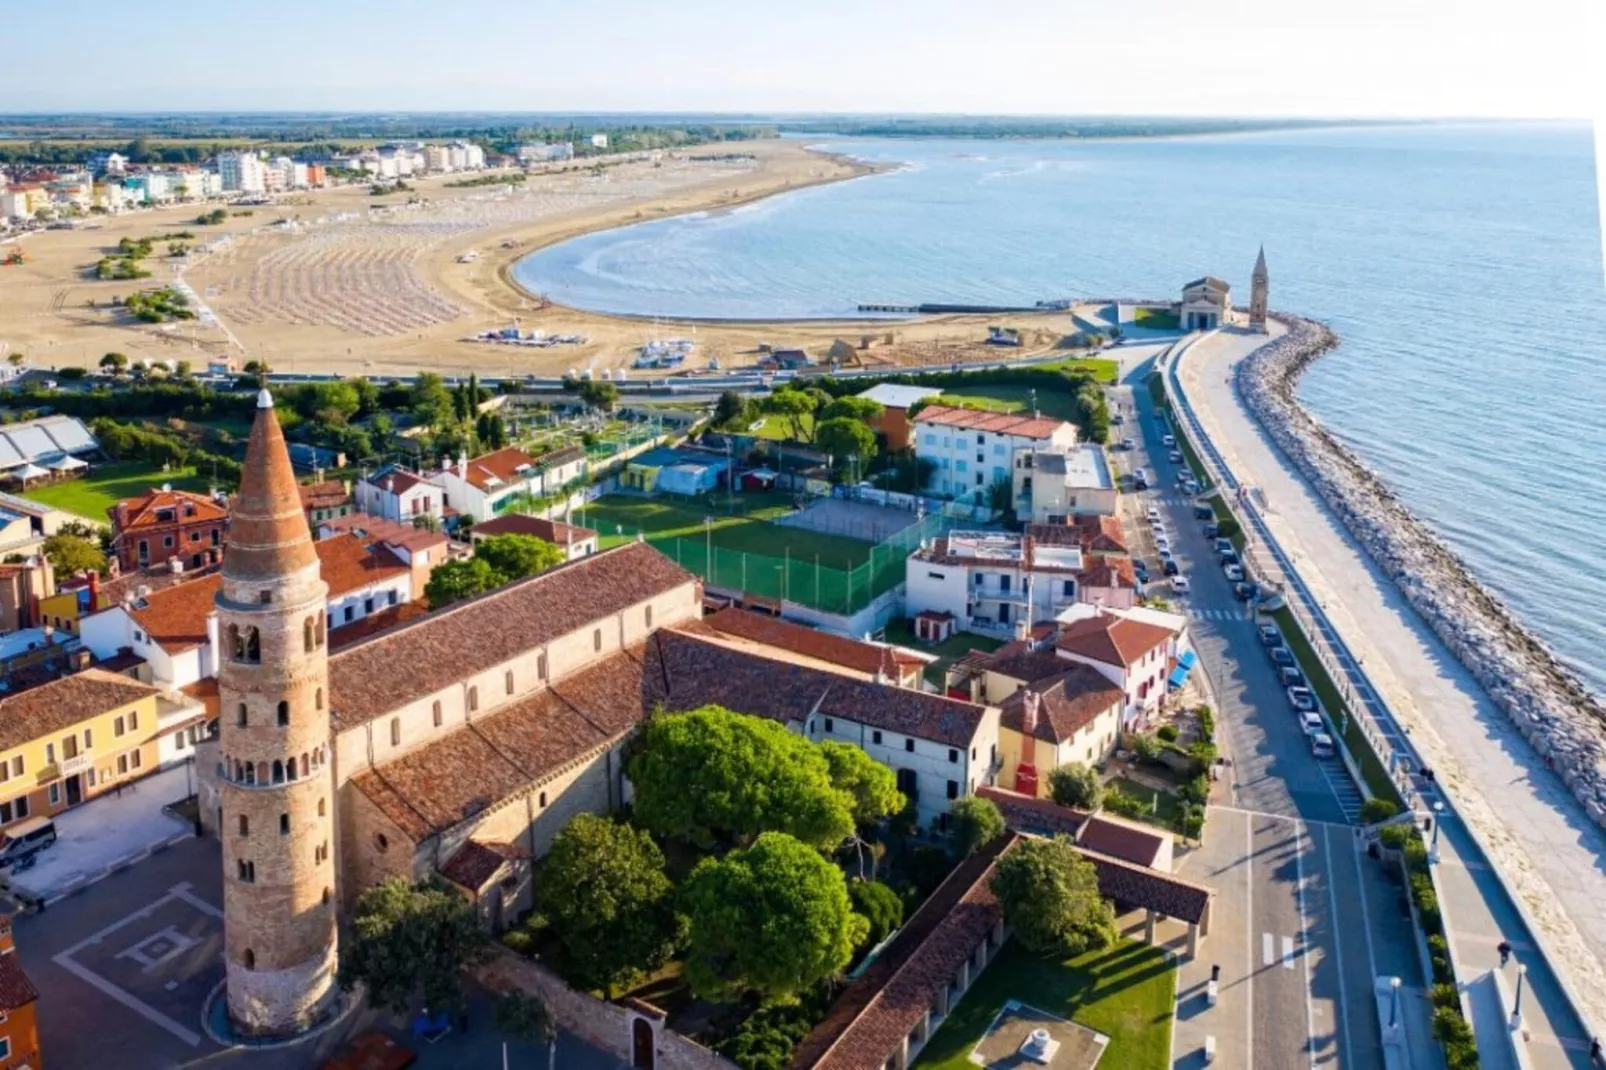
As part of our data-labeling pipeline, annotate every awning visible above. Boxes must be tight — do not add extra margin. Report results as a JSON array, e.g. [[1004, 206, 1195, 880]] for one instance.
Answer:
[[1168, 666, 1190, 689], [1178, 650, 1198, 670], [11, 463, 48, 483]]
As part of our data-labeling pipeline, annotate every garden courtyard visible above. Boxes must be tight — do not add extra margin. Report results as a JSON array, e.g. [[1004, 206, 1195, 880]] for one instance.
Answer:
[[20, 461, 213, 521]]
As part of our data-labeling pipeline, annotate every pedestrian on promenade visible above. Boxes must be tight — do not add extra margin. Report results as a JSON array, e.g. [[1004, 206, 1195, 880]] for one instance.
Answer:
[[1497, 940, 1512, 966]]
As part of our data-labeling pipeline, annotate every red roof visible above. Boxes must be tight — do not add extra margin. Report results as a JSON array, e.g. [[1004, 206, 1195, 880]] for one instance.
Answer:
[[912, 404, 1071, 441], [1055, 613, 1173, 668], [111, 488, 228, 533], [471, 513, 597, 546], [703, 607, 911, 679], [0, 948, 39, 1011], [1078, 815, 1166, 868]]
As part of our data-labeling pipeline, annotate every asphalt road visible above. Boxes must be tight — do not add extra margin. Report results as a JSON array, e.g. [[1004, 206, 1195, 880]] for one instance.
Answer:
[[1111, 365, 1434, 1069]]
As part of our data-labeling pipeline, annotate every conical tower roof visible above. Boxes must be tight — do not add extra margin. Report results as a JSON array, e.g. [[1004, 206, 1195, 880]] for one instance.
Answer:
[[1253, 245, 1268, 278], [224, 390, 318, 582]]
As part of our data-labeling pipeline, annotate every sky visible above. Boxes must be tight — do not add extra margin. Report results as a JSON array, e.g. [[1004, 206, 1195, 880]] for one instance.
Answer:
[[0, 0, 1601, 118]]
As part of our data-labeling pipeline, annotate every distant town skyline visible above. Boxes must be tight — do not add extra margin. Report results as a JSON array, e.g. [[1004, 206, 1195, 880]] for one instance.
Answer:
[[0, 0, 1598, 118]]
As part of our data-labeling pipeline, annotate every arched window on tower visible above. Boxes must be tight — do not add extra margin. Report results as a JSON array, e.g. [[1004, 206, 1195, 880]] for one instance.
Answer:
[[318, 797, 326, 817], [467, 686, 479, 713], [256, 761, 268, 784], [505, 670, 514, 695], [277, 701, 289, 726], [237, 814, 248, 836], [301, 753, 309, 778], [243, 763, 255, 786], [243, 627, 261, 663], [237, 702, 248, 727], [317, 611, 326, 646], [389, 718, 400, 747], [286, 757, 297, 781], [304, 617, 315, 653], [229, 624, 242, 660], [271, 760, 284, 784], [432, 700, 442, 727], [316, 688, 324, 711], [243, 948, 255, 970]]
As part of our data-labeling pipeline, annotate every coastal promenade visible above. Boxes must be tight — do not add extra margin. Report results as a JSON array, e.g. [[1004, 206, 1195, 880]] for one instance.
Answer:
[[1171, 326, 1600, 1067]]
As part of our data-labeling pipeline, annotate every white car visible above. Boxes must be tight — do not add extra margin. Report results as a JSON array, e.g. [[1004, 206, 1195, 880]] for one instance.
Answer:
[[1145, 505, 1162, 521], [1300, 711, 1325, 735], [1224, 563, 1245, 582], [1172, 575, 1191, 594], [1154, 535, 1172, 553], [1162, 434, 1176, 447]]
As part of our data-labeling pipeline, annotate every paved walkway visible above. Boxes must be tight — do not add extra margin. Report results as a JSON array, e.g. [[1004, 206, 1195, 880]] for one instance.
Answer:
[[1173, 327, 1599, 1065]]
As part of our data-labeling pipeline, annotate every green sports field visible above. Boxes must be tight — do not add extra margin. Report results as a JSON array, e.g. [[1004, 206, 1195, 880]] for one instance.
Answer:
[[21, 462, 212, 521]]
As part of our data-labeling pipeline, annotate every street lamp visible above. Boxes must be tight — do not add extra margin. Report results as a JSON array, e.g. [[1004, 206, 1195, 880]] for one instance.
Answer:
[[1429, 801, 1445, 863]]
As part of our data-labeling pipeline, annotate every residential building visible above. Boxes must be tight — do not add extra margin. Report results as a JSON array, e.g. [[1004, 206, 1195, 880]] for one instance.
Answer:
[[37, 569, 97, 636], [854, 383, 943, 451], [217, 151, 266, 194], [912, 406, 1077, 504], [906, 531, 1086, 635], [353, 465, 443, 524], [108, 486, 228, 573], [698, 606, 927, 687], [0, 669, 166, 829], [469, 513, 598, 560], [1053, 608, 1187, 729], [313, 514, 448, 587], [590, 133, 609, 150], [1178, 275, 1232, 331], [0, 556, 54, 632], [517, 142, 573, 164], [434, 445, 587, 522], [89, 150, 128, 176], [298, 480, 353, 527], [1013, 444, 1118, 521], [0, 915, 41, 1070]]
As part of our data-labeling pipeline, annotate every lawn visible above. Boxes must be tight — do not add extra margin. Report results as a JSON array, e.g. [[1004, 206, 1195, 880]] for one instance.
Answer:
[[746, 412, 815, 441], [1034, 357, 1121, 384], [1107, 776, 1186, 833], [915, 938, 1176, 1070], [21, 462, 212, 521], [882, 618, 1005, 687], [937, 384, 1083, 423], [1134, 308, 1181, 331], [1269, 606, 1402, 807], [577, 492, 874, 570]]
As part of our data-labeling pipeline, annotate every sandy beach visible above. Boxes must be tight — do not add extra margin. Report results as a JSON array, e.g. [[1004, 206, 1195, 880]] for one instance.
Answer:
[[0, 140, 1073, 378]]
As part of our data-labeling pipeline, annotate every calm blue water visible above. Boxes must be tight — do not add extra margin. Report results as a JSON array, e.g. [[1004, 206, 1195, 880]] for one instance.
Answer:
[[513, 124, 1606, 695]]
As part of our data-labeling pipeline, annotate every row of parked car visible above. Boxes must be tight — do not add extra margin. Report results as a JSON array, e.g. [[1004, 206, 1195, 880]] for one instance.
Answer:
[[1256, 621, 1335, 757]]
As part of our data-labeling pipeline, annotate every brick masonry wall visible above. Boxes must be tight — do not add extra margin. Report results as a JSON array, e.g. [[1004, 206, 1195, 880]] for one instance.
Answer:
[[471, 946, 736, 1070]]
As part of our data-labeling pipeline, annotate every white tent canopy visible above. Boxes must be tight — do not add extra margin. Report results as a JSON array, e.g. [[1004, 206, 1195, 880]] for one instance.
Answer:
[[46, 455, 87, 472], [11, 463, 49, 483]]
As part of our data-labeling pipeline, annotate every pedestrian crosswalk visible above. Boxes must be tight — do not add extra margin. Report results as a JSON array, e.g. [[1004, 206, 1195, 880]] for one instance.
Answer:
[[1183, 607, 1252, 621], [1317, 755, 1366, 823]]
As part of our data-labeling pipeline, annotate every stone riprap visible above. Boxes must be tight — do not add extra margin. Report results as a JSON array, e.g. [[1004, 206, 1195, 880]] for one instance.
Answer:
[[1235, 314, 1606, 830]]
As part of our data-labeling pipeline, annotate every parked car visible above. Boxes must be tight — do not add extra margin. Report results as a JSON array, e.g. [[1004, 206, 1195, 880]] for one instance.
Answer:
[[1224, 563, 1245, 582], [1270, 646, 1295, 668], [1168, 449, 1184, 464], [0, 817, 57, 868], [1146, 505, 1162, 521], [1310, 732, 1335, 758], [1220, 549, 1240, 567], [1133, 561, 1150, 582], [1233, 582, 1257, 601], [1162, 558, 1180, 576], [1214, 538, 1235, 556], [1133, 469, 1150, 489], [1287, 685, 1316, 711], [1300, 711, 1325, 735], [1258, 623, 1281, 646], [1171, 576, 1191, 594], [1203, 523, 1221, 539], [1154, 534, 1172, 552], [1121, 437, 1136, 451], [1194, 504, 1214, 521], [1181, 477, 1199, 493], [1281, 665, 1305, 687], [1162, 434, 1176, 447]]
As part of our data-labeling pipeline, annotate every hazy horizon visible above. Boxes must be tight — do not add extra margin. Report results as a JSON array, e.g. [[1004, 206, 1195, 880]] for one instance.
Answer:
[[1, 0, 1598, 118]]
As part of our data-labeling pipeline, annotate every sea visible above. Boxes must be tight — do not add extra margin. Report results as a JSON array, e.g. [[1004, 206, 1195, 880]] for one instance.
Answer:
[[511, 123, 1606, 696]]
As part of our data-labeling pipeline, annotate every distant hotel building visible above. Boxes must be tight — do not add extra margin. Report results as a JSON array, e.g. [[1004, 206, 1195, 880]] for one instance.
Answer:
[[218, 151, 266, 194]]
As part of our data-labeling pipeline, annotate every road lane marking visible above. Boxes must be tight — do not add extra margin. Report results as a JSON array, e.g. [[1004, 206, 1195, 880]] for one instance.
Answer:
[[1283, 936, 1296, 969], [1246, 814, 1255, 1070], [1322, 829, 1354, 1070], [1264, 932, 1275, 966], [1296, 820, 1317, 1070]]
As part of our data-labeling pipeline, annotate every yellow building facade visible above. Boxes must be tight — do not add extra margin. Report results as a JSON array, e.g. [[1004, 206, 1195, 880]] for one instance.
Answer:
[[0, 670, 164, 831]]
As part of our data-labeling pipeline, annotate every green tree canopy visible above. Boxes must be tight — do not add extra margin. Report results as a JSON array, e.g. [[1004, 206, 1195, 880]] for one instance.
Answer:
[[627, 706, 855, 851], [577, 379, 618, 412], [411, 372, 456, 430], [990, 836, 1116, 958], [713, 390, 752, 429], [1048, 763, 1104, 811], [848, 878, 904, 948], [762, 388, 818, 442], [818, 397, 883, 424], [815, 417, 877, 471], [495, 991, 557, 1070], [474, 533, 565, 584], [424, 556, 501, 607], [680, 832, 867, 1003], [292, 381, 361, 424], [950, 795, 1006, 856], [99, 352, 128, 372], [818, 741, 904, 826], [338, 876, 489, 1014], [41, 533, 106, 576], [540, 814, 684, 995]]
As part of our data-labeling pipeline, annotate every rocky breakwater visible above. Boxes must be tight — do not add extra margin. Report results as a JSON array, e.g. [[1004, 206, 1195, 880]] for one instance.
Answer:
[[1237, 314, 1606, 830]]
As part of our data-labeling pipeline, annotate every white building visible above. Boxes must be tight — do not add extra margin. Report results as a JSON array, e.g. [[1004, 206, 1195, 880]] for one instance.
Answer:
[[469, 514, 599, 562], [354, 465, 445, 524], [423, 144, 450, 172], [913, 405, 1078, 505], [217, 151, 266, 194], [434, 445, 588, 522], [905, 531, 1087, 636], [1178, 275, 1232, 331], [1052, 605, 1191, 730], [590, 133, 609, 150], [1013, 444, 1118, 522], [518, 142, 573, 164]]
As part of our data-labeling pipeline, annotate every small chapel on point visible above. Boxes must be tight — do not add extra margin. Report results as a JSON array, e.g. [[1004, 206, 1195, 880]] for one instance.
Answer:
[[1175, 246, 1269, 331]]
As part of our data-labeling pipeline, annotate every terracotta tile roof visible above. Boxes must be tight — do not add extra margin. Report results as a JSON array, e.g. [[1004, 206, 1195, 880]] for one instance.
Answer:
[[1080, 556, 1137, 590], [1055, 613, 1173, 668], [979, 789, 1211, 924], [459, 447, 542, 492], [703, 607, 904, 680], [110, 488, 228, 533], [327, 601, 431, 652], [298, 480, 351, 511], [94, 651, 147, 675], [1078, 815, 1166, 868], [227, 397, 320, 583], [330, 542, 693, 731], [314, 532, 410, 598], [645, 628, 988, 748], [999, 665, 1125, 744], [0, 948, 39, 1011], [349, 649, 649, 842], [0, 669, 160, 752], [976, 786, 1091, 838], [793, 835, 1019, 1069], [318, 513, 448, 555], [363, 466, 436, 495], [470, 514, 598, 547], [912, 404, 1071, 441], [180, 677, 220, 720], [440, 840, 528, 892], [128, 574, 221, 653], [97, 564, 217, 611], [980, 639, 1068, 687], [1027, 517, 1128, 556]]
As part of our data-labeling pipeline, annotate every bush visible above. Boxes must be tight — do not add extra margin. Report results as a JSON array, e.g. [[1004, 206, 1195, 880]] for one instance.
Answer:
[[1180, 805, 1205, 841], [1129, 734, 1161, 762], [1378, 823, 1410, 850], [1048, 763, 1103, 811], [1430, 983, 1461, 1012], [1216, 516, 1242, 541], [501, 929, 536, 956], [1410, 873, 1441, 930], [1194, 706, 1216, 743], [1402, 836, 1429, 873], [1432, 1006, 1474, 1046], [1180, 775, 1210, 805], [903, 845, 957, 902], [1360, 798, 1400, 824], [1427, 934, 1448, 958], [1156, 725, 1179, 743], [1187, 740, 1218, 767], [848, 879, 904, 949], [1101, 790, 1148, 819]]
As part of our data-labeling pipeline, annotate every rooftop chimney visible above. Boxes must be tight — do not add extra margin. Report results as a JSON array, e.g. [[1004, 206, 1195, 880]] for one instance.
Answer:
[[1021, 690, 1041, 737]]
